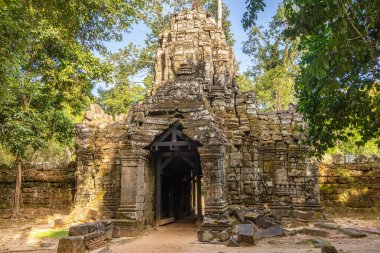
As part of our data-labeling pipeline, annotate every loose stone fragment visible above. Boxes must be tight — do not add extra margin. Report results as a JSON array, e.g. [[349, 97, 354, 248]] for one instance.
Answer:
[[314, 222, 340, 230], [225, 236, 239, 247], [57, 236, 86, 253], [321, 245, 338, 253], [237, 224, 257, 243], [69, 224, 90, 236], [256, 226, 285, 239], [339, 227, 367, 238], [217, 229, 230, 242]]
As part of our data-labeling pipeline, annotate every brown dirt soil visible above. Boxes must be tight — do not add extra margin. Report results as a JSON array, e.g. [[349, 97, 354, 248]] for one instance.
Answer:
[[109, 218, 380, 253], [0, 210, 379, 253]]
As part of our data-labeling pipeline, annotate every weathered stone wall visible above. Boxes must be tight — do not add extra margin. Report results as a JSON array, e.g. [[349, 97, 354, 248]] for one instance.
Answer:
[[0, 162, 75, 211], [71, 6, 320, 238], [227, 108, 320, 215], [72, 104, 127, 220], [319, 160, 380, 208]]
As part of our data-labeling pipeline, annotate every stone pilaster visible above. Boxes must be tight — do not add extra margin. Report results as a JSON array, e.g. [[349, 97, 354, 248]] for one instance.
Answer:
[[116, 148, 150, 222], [199, 145, 228, 216]]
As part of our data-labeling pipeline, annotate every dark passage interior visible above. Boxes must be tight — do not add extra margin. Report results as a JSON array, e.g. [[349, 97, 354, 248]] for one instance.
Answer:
[[150, 124, 202, 226], [161, 157, 193, 220]]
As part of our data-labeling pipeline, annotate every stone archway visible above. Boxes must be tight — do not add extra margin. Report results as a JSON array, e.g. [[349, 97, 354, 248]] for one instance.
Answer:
[[151, 124, 202, 226]]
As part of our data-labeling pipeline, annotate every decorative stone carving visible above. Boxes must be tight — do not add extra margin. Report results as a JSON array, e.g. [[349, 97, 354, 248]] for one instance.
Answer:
[[71, 5, 320, 244]]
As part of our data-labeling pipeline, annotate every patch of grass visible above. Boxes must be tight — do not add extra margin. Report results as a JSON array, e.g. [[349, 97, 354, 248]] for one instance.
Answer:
[[31, 229, 68, 239]]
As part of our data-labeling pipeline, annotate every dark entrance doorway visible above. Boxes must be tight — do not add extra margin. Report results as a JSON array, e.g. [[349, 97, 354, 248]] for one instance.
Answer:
[[151, 124, 202, 226]]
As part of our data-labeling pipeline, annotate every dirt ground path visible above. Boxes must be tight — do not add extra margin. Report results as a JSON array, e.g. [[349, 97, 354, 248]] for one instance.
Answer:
[[0, 217, 379, 253], [109, 218, 380, 253]]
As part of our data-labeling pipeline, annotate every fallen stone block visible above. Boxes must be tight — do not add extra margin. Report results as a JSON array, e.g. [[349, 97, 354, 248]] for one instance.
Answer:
[[321, 245, 338, 253], [234, 208, 247, 223], [69, 224, 90, 236], [198, 229, 214, 242], [254, 215, 280, 229], [339, 227, 367, 238], [256, 226, 285, 239], [217, 229, 230, 242], [238, 224, 258, 243], [84, 230, 108, 250], [314, 221, 340, 230], [244, 212, 261, 223], [57, 236, 86, 253], [225, 236, 239, 247]]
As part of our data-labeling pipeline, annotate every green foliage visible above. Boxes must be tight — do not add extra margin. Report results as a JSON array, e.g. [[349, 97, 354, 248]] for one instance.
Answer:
[[242, 0, 266, 31], [237, 74, 254, 92], [327, 132, 380, 157], [243, 5, 298, 111], [26, 140, 74, 163], [254, 66, 295, 111], [98, 84, 145, 116], [0, 0, 143, 161], [283, 0, 380, 157], [0, 145, 15, 165]]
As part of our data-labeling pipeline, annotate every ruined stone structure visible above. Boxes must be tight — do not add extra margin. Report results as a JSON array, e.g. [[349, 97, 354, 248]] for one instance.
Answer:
[[0, 162, 75, 212], [72, 6, 320, 240], [319, 158, 380, 208]]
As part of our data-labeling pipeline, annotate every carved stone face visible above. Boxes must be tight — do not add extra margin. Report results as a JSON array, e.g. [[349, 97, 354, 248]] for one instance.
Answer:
[[173, 45, 198, 76]]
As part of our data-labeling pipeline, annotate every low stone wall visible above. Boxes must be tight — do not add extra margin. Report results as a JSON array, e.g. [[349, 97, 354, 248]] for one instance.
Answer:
[[0, 162, 76, 211], [319, 162, 380, 208]]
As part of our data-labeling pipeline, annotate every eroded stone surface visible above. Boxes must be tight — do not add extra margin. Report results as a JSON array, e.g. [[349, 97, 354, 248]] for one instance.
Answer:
[[70, 5, 320, 244]]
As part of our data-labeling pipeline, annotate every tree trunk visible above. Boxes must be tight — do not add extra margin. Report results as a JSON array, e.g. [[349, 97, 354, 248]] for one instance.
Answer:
[[12, 158, 22, 218], [217, 0, 222, 28]]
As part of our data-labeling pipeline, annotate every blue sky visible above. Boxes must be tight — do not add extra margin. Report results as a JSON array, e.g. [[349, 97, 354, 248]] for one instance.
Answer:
[[95, 0, 282, 94]]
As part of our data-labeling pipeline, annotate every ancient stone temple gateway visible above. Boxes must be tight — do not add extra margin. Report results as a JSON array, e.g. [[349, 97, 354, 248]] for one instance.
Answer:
[[72, 6, 320, 241]]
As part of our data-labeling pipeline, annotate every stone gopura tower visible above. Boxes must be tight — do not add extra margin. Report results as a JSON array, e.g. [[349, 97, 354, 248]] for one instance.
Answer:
[[73, 6, 320, 239]]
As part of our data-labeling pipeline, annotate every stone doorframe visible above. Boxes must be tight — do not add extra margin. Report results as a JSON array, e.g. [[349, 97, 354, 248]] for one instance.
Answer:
[[116, 126, 229, 229], [150, 124, 203, 226]]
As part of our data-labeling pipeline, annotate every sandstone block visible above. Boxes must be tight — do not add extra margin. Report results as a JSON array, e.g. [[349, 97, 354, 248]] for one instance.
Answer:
[[57, 236, 86, 253], [321, 245, 338, 253], [217, 229, 229, 242], [237, 224, 257, 244], [225, 236, 239, 247], [69, 224, 90, 236], [256, 226, 285, 239]]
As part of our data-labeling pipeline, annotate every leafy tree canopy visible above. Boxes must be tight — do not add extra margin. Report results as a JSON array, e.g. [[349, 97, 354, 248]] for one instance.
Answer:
[[0, 0, 143, 215], [283, 0, 380, 157], [243, 5, 298, 111], [0, 0, 143, 157], [242, 0, 266, 31]]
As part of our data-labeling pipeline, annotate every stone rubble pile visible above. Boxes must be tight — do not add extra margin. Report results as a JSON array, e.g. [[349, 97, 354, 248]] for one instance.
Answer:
[[57, 220, 113, 253], [199, 206, 287, 246]]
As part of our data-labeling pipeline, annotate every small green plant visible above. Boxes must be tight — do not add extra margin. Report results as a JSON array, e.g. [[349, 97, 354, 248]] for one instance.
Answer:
[[31, 229, 68, 239]]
